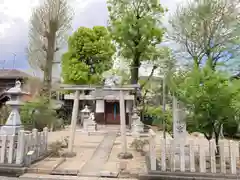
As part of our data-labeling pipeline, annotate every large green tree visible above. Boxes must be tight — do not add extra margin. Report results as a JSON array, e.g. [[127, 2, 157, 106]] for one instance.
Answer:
[[170, 67, 240, 153], [169, 0, 240, 71], [107, 0, 166, 84], [61, 26, 115, 84]]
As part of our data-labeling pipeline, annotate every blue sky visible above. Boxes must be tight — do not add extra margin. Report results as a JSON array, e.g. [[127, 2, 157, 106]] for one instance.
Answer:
[[0, 0, 183, 78]]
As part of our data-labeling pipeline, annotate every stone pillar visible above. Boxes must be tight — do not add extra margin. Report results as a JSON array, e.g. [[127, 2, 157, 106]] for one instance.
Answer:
[[0, 81, 27, 135], [67, 90, 80, 156], [172, 96, 187, 168], [173, 96, 186, 144], [131, 108, 144, 137], [118, 90, 133, 159]]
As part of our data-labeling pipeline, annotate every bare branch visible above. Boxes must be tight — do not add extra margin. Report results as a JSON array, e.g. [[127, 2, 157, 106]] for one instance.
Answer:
[[168, 0, 240, 69], [27, 0, 73, 96], [27, 0, 73, 71], [140, 64, 158, 89]]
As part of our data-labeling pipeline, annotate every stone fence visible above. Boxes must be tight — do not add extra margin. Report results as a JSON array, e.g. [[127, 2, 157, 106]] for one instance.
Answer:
[[0, 127, 48, 166], [148, 129, 240, 175]]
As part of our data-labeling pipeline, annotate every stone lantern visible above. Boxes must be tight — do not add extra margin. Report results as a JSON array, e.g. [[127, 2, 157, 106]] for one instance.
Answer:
[[81, 105, 91, 122], [0, 81, 28, 135], [131, 108, 144, 136], [81, 105, 96, 132]]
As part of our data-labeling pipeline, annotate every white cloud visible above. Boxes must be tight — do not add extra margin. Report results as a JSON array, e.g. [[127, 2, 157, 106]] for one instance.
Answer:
[[0, 0, 184, 76], [0, 0, 39, 21], [0, 0, 182, 38], [0, 0, 39, 37]]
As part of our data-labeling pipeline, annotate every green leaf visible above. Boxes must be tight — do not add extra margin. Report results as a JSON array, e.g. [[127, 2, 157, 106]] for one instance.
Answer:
[[61, 26, 115, 85]]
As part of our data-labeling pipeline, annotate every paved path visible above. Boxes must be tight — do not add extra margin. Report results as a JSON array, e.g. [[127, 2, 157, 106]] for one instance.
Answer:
[[79, 132, 117, 176]]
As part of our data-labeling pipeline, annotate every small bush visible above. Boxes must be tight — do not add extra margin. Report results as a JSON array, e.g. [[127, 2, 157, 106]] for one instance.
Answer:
[[48, 136, 69, 157], [20, 97, 59, 131], [49, 141, 64, 157], [145, 106, 173, 135], [130, 139, 149, 155], [0, 105, 11, 125]]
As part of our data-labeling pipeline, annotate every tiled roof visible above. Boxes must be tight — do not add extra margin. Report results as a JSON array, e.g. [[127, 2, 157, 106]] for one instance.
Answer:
[[0, 69, 31, 79]]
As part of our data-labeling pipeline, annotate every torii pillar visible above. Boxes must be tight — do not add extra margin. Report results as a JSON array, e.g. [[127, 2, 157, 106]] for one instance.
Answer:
[[67, 90, 80, 156]]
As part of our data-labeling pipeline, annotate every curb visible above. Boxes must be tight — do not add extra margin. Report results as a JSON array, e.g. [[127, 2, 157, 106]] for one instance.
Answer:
[[26, 157, 66, 174], [20, 173, 138, 179]]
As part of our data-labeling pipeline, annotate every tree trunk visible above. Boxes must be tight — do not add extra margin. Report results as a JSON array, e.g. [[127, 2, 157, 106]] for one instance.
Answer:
[[130, 54, 140, 84], [41, 30, 56, 100], [215, 131, 220, 155], [214, 125, 221, 155], [42, 59, 53, 99]]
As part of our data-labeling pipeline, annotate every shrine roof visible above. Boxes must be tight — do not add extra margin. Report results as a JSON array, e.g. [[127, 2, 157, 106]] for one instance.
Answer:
[[0, 69, 31, 79]]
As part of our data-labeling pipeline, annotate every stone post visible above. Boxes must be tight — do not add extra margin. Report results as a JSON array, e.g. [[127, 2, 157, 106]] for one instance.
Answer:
[[118, 90, 133, 159], [173, 96, 187, 156], [230, 140, 237, 174], [16, 130, 25, 164], [0, 81, 27, 135], [67, 90, 80, 156], [219, 140, 226, 173], [131, 108, 144, 137], [173, 96, 186, 142]]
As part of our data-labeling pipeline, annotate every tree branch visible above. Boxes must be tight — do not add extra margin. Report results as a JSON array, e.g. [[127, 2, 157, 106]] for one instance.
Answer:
[[140, 64, 158, 89]]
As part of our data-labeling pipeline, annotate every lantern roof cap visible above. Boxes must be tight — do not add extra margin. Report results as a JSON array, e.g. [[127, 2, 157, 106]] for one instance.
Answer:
[[6, 81, 28, 95], [81, 105, 90, 113]]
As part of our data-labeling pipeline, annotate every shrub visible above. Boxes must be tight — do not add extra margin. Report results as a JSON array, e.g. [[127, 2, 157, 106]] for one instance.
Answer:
[[130, 139, 149, 155], [145, 106, 173, 135], [223, 120, 239, 138], [20, 97, 58, 131], [48, 136, 69, 157], [48, 141, 64, 157], [0, 105, 11, 125]]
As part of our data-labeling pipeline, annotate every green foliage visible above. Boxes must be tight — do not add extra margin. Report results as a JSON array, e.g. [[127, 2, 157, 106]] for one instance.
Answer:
[[223, 119, 239, 138], [170, 67, 240, 141], [61, 26, 115, 84], [107, 0, 166, 83], [0, 105, 11, 125], [130, 139, 149, 155], [48, 140, 64, 157], [20, 98, 58, 131], [145, 106, 173, 135]]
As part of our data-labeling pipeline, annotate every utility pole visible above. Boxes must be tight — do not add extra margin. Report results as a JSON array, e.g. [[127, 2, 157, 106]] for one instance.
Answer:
[[12, 53, 16, 69]]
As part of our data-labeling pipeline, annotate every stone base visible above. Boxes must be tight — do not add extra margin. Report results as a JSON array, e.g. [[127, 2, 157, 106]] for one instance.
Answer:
[[83, 122, 97, 132], [131, 125, 144, 134], [62, 151, 76, 158], [118, 152, 133, 159]]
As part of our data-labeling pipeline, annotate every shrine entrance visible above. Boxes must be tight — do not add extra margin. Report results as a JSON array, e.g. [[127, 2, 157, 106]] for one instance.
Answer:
[[104, 101, 120, 124]]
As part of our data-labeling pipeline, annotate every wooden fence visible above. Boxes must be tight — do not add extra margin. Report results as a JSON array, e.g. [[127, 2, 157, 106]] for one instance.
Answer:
[[0, 127, 48, 166], [148, 129, 240, 174]]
